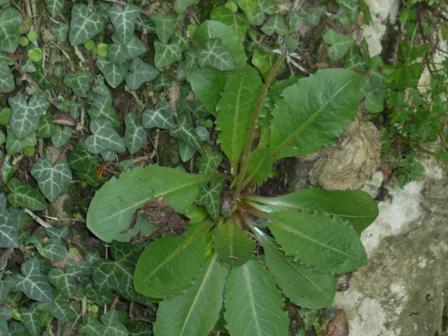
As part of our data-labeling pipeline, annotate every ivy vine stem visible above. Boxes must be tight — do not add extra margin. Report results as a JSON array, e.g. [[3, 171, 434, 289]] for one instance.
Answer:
[[234, 54, 285, 196]]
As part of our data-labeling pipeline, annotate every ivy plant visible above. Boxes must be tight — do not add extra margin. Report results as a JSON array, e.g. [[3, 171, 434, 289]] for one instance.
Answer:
[[87, 56, 378, 335]]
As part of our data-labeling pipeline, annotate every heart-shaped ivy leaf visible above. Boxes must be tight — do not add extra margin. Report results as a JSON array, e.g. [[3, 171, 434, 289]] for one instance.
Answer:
[[0, 8, 22, 53], [152, 13, 177, 44], [45, 0, 64, 17], [7, 178, 47, 210], [126, 58, 159, 91], [69, 4, 104, 46], [125, 113, 147, 154], [323, 29, 354, 61], [109, 4, 140, 44], [88, 81, 119, 126], [142, 101, 175, 130], [9, 93, 49, 139], [154, 41, 182, 70], [0, 204, 18, 248], [85, 119, 126, 155], [15, 257, 53, 302], [96, 58, 127, 88], [0, 65, 15, 93], [198, 38, 236, 71], [63, 71, 93, 97], [31, 158, 72, 202]]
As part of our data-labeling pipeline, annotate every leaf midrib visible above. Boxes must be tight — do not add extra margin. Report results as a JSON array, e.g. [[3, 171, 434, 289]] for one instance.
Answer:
[[272, 77, 356, 158], [242, 264, 262, 336]]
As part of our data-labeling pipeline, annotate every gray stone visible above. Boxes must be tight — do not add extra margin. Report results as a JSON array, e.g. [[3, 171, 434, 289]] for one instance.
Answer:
[[334, 161, 448, 335]]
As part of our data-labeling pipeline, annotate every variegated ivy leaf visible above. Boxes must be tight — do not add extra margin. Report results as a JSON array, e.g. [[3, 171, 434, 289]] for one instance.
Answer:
[[46, 293, 77, 323], [69, 4, 104, 46], [92, 242, 149, 304], [174, 0, 199, 13], [197, 146, 223, 174], [21, 303, 46, 336], [142, 101, 175, 130], [109, 4, 140, 44], [152, 13, 176, 44], [323, 29, 354, 61], [15, 257, 53, 302], [68, 142, 99, 187], [42, 240, 67, 262], [197, 178, 224, 220], [45, 0, 64, 17], [0, 306, 12, 335], [5, 128, 37, 155], [0, 7, 22, 53], [88, 81, 120, 126], [9, 93, 49, 139], [178, 141, 195, 162], [51, 125, 73, 148], [247, 0, 276, 26], [31, 158, 72, 202], [63, 71, 93, 97], [7, 178, 47, 210], [126, 57, 159, 90], [96, 58, 127, 88], [211, 6, 248, 41], [198, 38, 236, 71], [50, 22, 69, 42], [108, 36, 146, 63], [0, 196, 18, 248], [261, 15, 288, 36], [170, 114, 202, 150], [0, 64, 15, 93], [80, 310, 128, 336], [47, 268, 81, 298], [125, 113, 147, 154], [154, 41, 182, 70], [85, 119, 126, 155], [36, 114, 54, 139]]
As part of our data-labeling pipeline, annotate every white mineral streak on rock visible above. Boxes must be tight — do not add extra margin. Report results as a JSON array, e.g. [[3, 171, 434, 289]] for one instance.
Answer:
[[362, 0, 399, 56]]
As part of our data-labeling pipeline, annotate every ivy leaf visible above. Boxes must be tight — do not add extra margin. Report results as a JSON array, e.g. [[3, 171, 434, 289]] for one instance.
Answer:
[[80, 310, 128, 336], [174, 0, 199, 13], [109, 4, 140, 44], [125, 113, 147, 154], [211, 6, 248, 41], [198, 38, 236, 71], [47, 268, 81, 298], [46, 293, 77, 322], [154, 41, 182, 70], [63, 71, 93, 97], [154, 255, 228, 336], [51, 22, 69, 42], [224, 259, 289, 336], [51, 125, 73, 148], [31, 158, 72, 202], [88, 81, 120, 126], [126, 57, 159, 91], [96, 58, 127, 88], [216, 65, 262, 172], [261, 15, 287, 36], [134, 222, 210, 299], [268, 210, 367, 273], [21, 303, 46, 336], [186, 67, 225, 114], [170, 114, 201, 150], [9, 93, 49, 139], [323, 29, 354, 61], [0, 8, 22, 53], [6, 128, 37, 155], [197, 146, 223, 174], [197, 178, 224, 220], [269, 68, 361, 159], [193, 20, 246, 66], [152, 13, 177, 44], [69, 4, 104, 46], [45, 0, 64, 17], [7, 178, 47, 210], [253, 189, 378, 234], [87, 166, 209, 242], [142, 101, 175, 130], [0, 206, 18, 248], [15, 257, 53, 302], [41, 240, 67, 262], [214, 219, 255, 266], [108, 36, 146, 63], [92, 242, 148, 304], [255, 228, 336, 309], [0, 306, 12, 335], [0, 64, 15, 93], [68, 142, 99, 187], [85, 119, 126, 155], [236, 0, 258, 19]]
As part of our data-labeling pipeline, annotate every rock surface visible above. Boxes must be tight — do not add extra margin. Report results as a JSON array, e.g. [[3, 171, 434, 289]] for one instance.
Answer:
[[334, 161, 448, 335], [310, 119, 381, 190]]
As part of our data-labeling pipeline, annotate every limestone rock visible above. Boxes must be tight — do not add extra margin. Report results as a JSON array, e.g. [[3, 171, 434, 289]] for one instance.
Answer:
[[334, 161, 448, 335], [310, 119, 381, 190]]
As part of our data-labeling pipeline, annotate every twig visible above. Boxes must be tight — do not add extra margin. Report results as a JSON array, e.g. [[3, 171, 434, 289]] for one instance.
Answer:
[[24, 208, 53, 229]]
